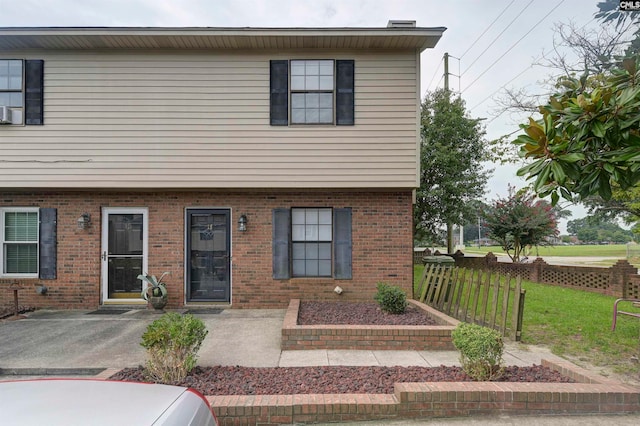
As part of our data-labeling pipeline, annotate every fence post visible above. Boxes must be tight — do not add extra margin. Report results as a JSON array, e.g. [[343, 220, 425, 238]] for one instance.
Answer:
[[609, 259, 636, 298], [484, 252, 497, 269], [529, 257, 547, 283]]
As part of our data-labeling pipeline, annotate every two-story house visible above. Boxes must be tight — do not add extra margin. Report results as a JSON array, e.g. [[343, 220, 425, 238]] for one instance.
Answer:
[[0, 22, 444, 309]]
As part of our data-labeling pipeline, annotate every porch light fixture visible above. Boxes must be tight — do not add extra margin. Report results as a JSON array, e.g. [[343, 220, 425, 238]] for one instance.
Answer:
[[77, 213, 91, 230], [238, 214, 247, 232]]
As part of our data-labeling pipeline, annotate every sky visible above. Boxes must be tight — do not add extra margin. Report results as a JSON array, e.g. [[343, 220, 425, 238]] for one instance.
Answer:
[[0, 0, 613, 232]]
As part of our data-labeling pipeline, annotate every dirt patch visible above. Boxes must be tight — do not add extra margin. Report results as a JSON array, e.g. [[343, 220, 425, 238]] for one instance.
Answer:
[[0, 305, 34, 320], [110, 364, 573, 395]]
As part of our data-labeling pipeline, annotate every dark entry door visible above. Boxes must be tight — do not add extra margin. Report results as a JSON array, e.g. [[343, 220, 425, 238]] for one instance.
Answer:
[[186, 209, 230, 302]]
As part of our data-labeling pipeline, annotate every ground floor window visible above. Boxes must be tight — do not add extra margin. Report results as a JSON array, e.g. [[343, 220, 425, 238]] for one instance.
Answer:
[[273, 207, 352, 280], [1, 208, 38, 276], [292, 208, 332, 277]]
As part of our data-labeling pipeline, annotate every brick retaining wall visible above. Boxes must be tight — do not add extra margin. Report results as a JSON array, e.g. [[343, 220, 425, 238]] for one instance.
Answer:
[[207, 359, 640, 425], [281, 299, 458, 351]]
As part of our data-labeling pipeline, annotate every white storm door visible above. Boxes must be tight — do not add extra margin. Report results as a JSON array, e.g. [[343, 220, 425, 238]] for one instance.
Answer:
[[101, 207, 148, 302]]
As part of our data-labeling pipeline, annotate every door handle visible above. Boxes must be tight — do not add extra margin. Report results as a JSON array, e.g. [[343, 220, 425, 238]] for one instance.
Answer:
[[102, 251, 107, 261]]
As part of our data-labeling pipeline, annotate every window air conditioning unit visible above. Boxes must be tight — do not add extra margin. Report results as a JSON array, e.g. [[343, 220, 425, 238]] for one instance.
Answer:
[[0, 106, 12, 124]]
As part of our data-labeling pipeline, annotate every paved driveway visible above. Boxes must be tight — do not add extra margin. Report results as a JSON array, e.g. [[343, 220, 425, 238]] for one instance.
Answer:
[[0, 309, 285, 371]]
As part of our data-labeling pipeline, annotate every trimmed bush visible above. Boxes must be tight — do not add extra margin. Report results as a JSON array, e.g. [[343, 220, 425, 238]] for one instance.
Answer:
[[140, 312, 208, 383], [451, 322, 504, 381], [374, 282, 407, 314]]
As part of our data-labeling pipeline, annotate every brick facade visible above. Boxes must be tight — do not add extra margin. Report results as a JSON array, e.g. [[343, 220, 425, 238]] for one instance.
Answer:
[[0, 190, 413, 309]]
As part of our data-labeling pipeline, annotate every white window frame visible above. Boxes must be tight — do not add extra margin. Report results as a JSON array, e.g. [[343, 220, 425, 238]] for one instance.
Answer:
[[290, 59, 335, 125], [1, 207, 39, 278], [0, 59, 24, 125], [101, 207, 149, 304], [291, 207, 333, 277]]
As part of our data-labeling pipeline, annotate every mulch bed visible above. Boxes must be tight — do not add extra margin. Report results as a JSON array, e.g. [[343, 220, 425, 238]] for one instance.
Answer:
[[297, 301, 437, 326], [109, 300, 574, 394], [110, 364, 574, 395]]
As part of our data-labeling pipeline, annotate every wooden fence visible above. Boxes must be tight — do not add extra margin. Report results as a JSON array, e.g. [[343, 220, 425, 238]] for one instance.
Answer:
[[415, 264, 526, 341]]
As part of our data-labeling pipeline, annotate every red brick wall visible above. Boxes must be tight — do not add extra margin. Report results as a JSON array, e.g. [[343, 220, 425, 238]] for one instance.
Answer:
[[0, 191, 413, 309]]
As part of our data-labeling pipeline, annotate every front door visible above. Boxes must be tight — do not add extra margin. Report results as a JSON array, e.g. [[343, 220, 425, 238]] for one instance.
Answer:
[[101, 207, 148, 303], [186, 209, 230, 303]]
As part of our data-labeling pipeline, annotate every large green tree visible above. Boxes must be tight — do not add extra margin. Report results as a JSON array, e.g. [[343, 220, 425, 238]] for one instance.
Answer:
[[515, 57, 640, 204], [566, 216, 635, 243], [414, 89, 490, 251], [483, 187, 565, 262]]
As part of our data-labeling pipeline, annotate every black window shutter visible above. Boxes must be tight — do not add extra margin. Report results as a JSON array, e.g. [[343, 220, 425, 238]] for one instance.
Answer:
[[39, 208, 57, 280], [24, 60, 44, 125], [270, 60, 289, 126], [333, 208, 352, 279], [336, 60, 354, 126], [272, 208, 291, 279]]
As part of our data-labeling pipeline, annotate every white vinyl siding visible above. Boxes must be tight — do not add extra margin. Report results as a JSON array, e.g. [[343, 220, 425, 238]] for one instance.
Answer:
[[0, 50, 419, 189]]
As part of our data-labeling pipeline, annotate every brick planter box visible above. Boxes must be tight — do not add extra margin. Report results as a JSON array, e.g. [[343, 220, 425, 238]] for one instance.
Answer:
[[207, 359, 640, 425], [281, 299, 459, 351]]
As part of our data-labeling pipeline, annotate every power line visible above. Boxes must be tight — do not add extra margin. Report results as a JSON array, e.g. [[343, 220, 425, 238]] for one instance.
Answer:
[[461, 0, 535, 76], [469, 15, 598, 112], [425, 56, 444, 94], [463, 0, 564, 94], [460, 0, 517, 59], [469, 61, 538, 111]]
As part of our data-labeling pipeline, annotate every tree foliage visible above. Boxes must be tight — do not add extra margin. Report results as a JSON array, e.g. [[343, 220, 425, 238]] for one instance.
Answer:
[[515, 57, 640, 204], [493, 1, 639, 162], [566, 216, 635, 243], [581, 184, 640, 228], [596, 0, 640, 59], [483, 186, 563, 262], [414, 89, 490, 245]]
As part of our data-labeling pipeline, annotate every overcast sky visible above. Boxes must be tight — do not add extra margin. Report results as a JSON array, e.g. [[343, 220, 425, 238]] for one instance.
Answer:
[[1, 0, 611, 231]]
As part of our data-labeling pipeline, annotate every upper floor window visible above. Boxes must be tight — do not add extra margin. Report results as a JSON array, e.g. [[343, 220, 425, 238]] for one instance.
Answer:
[[270, 59, 354, 127], [0, 59, 44, 125], [0, 60, 23, 108], [290, 60, 334, 124]]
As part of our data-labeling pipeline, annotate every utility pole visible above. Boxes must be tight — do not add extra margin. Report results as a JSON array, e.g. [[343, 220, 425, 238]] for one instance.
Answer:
[[443, 52, 449, 93], [443, 52, 454, 255]]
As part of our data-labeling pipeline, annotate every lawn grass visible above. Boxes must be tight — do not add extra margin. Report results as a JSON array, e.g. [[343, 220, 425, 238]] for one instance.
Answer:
[[413, 265, 640, 376], [463, 244, 632, 257]]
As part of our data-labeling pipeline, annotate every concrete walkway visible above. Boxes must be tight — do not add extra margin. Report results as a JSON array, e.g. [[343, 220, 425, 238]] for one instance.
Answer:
[[0, 308, 564, 373]]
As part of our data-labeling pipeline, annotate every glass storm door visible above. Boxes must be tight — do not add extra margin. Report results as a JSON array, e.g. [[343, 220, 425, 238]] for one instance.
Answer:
[[186, 209, 230, 303], [101, 208, 148, 302]]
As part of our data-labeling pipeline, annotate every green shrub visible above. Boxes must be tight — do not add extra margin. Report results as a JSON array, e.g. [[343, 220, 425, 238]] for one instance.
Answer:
[[451, 322, 504, 381], [374, 282, 407, 314], [140, 312, 208, 383]]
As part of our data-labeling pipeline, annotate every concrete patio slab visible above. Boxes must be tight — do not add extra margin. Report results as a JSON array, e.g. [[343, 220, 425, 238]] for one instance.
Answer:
[[372, 350, 430, 367], [417, 350, 460, 366], [327, 350, 380, 366], [279, 350, 329, 367]]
